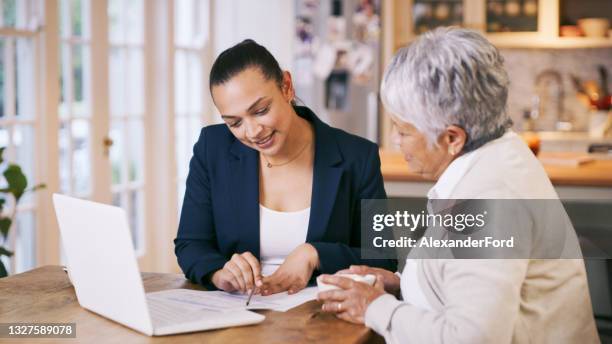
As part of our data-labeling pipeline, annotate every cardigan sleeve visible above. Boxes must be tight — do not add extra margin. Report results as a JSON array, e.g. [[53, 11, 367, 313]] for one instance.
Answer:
[[310, 143, 397, 274], [174, 127, 228, 288], [364, 259, 529, 344]]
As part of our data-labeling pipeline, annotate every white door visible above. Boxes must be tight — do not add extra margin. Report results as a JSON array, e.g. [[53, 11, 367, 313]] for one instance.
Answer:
[[58, 0, 151, 268], [0, 0, 42, 275]]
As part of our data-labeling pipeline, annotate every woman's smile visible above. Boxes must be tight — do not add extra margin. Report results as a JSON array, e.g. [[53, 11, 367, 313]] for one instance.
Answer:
[[252, 130, 276, 150]]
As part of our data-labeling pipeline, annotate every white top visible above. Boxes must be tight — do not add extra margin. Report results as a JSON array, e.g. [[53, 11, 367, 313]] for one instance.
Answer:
[[398, 133, 484, 311], [399, 259, 432, 310], [259, 205, 310, 276]]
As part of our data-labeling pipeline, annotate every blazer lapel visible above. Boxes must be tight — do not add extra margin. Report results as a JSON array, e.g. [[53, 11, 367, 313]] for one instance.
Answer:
[[304, 109, 344, 242], [229, 140, 261, 258], [227, 106, 343, 253]]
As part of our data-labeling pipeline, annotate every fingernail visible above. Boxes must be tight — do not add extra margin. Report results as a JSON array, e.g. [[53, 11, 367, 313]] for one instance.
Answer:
[[255, 280, 263, 287], [247, 289, 252, 295]]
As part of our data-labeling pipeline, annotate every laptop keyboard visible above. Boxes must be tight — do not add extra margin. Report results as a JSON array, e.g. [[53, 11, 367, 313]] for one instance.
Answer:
[[147, 298, 217, 328]]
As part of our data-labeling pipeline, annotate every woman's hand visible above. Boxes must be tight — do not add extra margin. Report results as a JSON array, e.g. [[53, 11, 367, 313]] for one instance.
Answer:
[[260, 243, 319, 295], [338, 265, 401, 296], [211, 251, 262, 293], [317, 274, 386, 324]]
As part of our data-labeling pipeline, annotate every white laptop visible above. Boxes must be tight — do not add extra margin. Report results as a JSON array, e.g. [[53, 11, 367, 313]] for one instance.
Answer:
[[52, 193, 264, 336]]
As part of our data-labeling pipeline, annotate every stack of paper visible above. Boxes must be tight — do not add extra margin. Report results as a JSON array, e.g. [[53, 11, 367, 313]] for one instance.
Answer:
[[146, 287, 318, 313]]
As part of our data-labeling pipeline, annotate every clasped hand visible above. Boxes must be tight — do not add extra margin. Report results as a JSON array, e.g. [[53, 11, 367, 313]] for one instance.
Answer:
[[317, 265, 400, 324], [211, 243, 319, 295]]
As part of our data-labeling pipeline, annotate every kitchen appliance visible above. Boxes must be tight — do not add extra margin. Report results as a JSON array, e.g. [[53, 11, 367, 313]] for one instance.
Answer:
[[293, 0, 381, 143]]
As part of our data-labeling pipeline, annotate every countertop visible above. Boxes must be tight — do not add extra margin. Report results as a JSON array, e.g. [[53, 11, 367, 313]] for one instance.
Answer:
[[380, 150, 612, 187]]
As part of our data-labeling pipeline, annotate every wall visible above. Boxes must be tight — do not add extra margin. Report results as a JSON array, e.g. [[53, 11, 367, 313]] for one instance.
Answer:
[[500, 48, 612, 131], [212, 0, 295, 71]]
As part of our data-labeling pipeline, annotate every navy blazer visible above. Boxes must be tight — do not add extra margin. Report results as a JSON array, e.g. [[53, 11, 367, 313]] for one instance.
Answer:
[[175, 106, 397, 287]]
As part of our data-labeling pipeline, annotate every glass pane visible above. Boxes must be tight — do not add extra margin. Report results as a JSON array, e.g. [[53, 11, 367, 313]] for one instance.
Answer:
[[175, 0, 208, 47], [14, 0, 30, 30], [0, 126, 10, 147], [108, 0, 124, 43], [1, 38, 15, 118], [59, 44, 71, 119], [72, 44, 90, 117], [59, 0, 70, 38], [59, 121, 71, 193], [71, 119, 91, 196], [0, 40, 4, 118], [109, 121, 124, 185], [188, 57, 203, 113], [14, 211, 35, 274], [126, 119, 143, 183], [124, 0, 143, 45], [0, 126, 9, 189], [70, 0, 82, 36], [187, 52, 202, 113], [177, 179, 186, 214], [12, 38, 18, 117], [112, 191, 122, 207], [486, 0, 538, 33], [129, 189, 143, 251], [413, 0, 463, 34], [0, 154, 7, 190], [175, 0, 194, 46], [13, 124, 35, 205], [174, 50, 187, 115], [189, 116, 202, 143], [180, 116, 202, 183], [175, 116, 189, 180], [79, 0, 90, 37], [196, 0, 210, 46], [2, 0, 17, 27], [126, 48, 143, 115], [15, 38, 34, 118], [109, 48, 125, 117]]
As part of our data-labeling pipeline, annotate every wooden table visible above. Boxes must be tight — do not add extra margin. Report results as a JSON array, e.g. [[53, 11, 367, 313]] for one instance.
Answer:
[[0, 266, 381, 343], [380, 150, 612, 199]]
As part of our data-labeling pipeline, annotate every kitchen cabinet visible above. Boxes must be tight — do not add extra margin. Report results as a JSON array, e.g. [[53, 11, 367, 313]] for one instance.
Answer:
[[386, 0, 612, 52], [378, 0, 611, 149]]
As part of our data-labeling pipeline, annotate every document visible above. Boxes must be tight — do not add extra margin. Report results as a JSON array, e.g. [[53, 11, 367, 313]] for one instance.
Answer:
[[146, 286, 318, 313]]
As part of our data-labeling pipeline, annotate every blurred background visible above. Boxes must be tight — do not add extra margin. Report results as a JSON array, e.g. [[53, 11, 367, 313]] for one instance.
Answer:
[[0, 0, 610, 327]]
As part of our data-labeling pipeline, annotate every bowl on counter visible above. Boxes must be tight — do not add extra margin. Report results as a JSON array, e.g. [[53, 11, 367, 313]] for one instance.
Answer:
[[577, 18, 610, 38]]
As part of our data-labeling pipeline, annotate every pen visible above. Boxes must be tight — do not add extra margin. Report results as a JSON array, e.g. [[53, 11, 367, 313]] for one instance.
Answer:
[[246, 287, 256, 306]]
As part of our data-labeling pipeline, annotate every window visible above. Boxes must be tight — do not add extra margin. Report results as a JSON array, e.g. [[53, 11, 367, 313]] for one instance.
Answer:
[[0, 0, 43, 274], [1, 0, 213, 274], [174, 0, 209, 211], [108, 0, 146, 254], [58, 0, 92, 198]]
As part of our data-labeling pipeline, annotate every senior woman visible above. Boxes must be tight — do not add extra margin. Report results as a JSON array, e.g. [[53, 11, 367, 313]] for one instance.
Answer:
[[317, 28, 599, 343]]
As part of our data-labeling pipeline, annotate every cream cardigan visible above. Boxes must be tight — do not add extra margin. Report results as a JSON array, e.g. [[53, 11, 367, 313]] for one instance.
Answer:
[[365, 132, 599, 343]]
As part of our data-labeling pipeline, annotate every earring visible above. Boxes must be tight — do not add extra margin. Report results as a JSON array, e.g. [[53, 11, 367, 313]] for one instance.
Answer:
[[448, 147, 455, 155]]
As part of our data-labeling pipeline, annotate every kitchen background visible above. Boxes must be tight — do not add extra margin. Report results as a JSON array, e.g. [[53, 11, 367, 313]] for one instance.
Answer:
[[289, 0, 612, 149], [288, 0, 612, 340], [0, 0, 610, 338]]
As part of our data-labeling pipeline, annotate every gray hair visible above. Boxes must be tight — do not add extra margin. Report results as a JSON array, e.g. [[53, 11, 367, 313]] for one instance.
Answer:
[[380, 27, 512, 152]]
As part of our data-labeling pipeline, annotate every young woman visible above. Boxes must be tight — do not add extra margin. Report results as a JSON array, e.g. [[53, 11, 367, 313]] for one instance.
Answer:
[[175, 39, 396, 296]]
